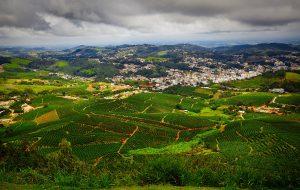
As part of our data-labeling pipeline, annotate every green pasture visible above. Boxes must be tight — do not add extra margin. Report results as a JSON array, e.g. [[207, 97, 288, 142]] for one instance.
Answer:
[[276, 93, 300, 106], [54, 61, 69, 68]]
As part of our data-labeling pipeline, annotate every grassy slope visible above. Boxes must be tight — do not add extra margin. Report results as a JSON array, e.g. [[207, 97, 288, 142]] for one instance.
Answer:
[[54, 61, 69, 68], [286, 72, 300, 82], [276, 93, 300, 106], [1, 66, 299, 188], [0, 183, 218, 190], [228, 75, 278, 89], [227, 71, 300, 89]]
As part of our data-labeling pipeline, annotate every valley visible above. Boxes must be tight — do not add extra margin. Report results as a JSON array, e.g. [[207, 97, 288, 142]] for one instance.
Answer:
[[0, 44, 299, 189]]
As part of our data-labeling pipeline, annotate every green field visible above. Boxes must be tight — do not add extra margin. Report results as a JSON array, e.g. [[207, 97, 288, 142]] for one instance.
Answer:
[[3, 58, 31, 70], [226, 71, 300, 91], [276, 93, 300, 106], [144, 56, 168, 62], [54, 61, 69, 68], [228, 75, 278, 89], [286, 72, 300, 82], [0, 62, 299, 189]]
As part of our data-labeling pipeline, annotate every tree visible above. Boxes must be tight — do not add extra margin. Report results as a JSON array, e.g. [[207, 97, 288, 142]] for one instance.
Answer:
[[175, 104, 183, 110], [59, 138, 71, 151], [3, 128, 13, 137]]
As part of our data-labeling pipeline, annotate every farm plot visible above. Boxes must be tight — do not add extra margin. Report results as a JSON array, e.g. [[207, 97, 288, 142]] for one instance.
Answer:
[[121, 124, 177, 153], [34, 110, 60, 125], [83, 93, 183, 115], [72, 143, 121, 160], [86, 99, 137, 114], [202, 119, 300, 172], [178, 97, 205, 112], [163, 113, 217, 129], [286, 72, 300, 82], [31, 95, 74, 107], [276, 94, 300, 106], [214, 92, 275, 106]]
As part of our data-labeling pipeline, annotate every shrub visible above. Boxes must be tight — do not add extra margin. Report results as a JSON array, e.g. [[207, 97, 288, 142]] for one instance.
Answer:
[[210, 105, 219, 110], [139, 157, 190, 186], [18, 168, 49, 184], [235, 168, 263, 188], [175, 104, 183, 110], [194, 168, 219, 186]]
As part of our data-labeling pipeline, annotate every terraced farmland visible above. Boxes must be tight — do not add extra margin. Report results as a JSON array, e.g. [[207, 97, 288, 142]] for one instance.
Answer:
[[0, 70, 299, 189]]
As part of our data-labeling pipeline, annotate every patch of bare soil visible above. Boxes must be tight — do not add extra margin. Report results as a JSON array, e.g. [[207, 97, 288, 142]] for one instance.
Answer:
[[248, 105, 283, 115], [117, 126, 139, 155], [59, 95, 80, 100], [87, 84, 94, 92], [0, 118, 16, 125], [111, 84, 131, 92], [21, 103, 35, 113], [0, 100, 15, 108]]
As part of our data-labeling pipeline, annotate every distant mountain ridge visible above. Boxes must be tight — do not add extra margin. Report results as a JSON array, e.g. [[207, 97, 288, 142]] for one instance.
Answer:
[[1, 43, 299, 58], [64, 43, 299, 54], [213, 43, 300, 53]]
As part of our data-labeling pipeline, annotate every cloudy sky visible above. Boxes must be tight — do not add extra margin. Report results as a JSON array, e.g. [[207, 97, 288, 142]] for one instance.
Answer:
[[0, 0, 300, 47]]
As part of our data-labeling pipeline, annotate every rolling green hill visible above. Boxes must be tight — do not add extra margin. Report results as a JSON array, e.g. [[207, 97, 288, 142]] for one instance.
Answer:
[[0, 62, 299, 189]]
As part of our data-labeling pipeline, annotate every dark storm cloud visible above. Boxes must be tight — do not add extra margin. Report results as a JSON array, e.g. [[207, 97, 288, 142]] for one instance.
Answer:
[[0, 0, 145, 30], [138, 0, 300, 26], [0, 0, 299, 31], [0, 0, 50, 30]]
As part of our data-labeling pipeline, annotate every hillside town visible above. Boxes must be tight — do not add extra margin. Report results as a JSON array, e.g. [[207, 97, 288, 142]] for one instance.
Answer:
[[1, 44, 299, 91], [111, 54, 297, 90]]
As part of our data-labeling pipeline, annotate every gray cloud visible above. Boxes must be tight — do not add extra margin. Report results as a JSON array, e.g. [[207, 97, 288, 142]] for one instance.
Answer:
[[0, 0, 50, 30], [1, 0, 300, 30], [0, 0, 299, 46], [138, 0, 300, 26]]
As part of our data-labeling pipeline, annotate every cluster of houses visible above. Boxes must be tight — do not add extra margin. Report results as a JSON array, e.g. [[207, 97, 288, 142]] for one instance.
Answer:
[[112, 64, 278, 90]]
